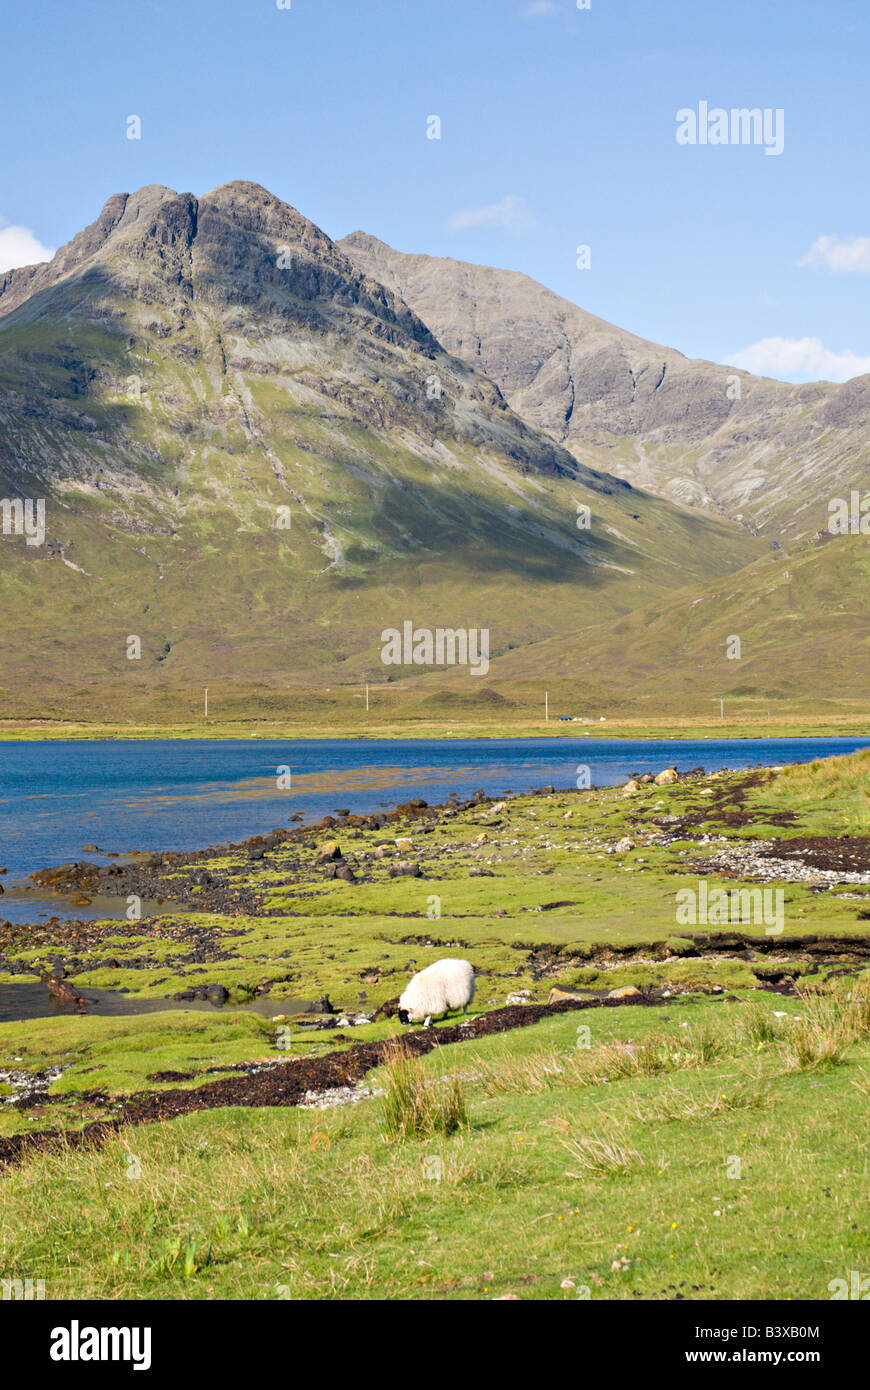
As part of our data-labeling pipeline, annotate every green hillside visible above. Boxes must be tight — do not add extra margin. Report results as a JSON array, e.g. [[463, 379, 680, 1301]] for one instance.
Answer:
[[479, 531, 870, 710]]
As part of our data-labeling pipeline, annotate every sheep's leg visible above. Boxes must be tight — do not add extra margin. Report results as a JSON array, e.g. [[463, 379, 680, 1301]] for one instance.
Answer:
[[423, 1015, 432, 1029]]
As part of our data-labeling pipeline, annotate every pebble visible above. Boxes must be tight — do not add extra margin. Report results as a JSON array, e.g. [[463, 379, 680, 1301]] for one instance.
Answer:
[[698, 840, 870, 886], [298, 1084, 382, 1109]]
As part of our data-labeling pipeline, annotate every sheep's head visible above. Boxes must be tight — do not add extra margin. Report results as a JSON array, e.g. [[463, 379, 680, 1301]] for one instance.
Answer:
[[397, 1007, 410, 1025]]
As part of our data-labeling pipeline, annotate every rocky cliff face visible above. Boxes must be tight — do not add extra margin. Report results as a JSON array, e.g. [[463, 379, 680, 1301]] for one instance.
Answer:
[[0, 182, 591, 488], [341, 233, 870, 539]]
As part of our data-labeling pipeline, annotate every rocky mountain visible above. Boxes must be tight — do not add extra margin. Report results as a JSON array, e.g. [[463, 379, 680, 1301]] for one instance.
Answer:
[[0, 182, 757, 720], [341, 233, 870, 540]]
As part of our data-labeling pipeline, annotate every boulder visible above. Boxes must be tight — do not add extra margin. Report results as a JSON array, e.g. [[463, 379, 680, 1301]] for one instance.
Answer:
[[623, 779, 640, 795], [314, 841, 343, 865], [389, 861, 422, 878], [46, 977, 86, 1006], [547, 987, 589, 1004], [606, 985, 644, 1001], [614, 837, 635, 854], [654, 767, 679, 785]]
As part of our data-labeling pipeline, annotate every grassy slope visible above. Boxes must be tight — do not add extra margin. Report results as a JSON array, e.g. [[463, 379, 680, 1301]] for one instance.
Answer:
[[1, 753, 869, 1298], [1, 994, 867, 1300], [482, 532, 870, 706]]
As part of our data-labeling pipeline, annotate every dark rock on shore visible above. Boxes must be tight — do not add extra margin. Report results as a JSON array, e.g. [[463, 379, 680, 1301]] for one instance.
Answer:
[[389, 862, 422, 878]]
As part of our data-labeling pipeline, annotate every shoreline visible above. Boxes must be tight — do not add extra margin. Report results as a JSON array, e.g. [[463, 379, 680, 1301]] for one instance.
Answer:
[[2, 718, 870, 743], [3, 740, 869, 920], [6, 737, 869, 905]]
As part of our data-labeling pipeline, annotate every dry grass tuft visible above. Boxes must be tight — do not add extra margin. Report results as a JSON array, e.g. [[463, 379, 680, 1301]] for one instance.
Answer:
[[781, 976, 870, 1071], [557, 1127, 643, 1178], [625, 1082, 765, 1124], [379, 1041, 468, 1141]]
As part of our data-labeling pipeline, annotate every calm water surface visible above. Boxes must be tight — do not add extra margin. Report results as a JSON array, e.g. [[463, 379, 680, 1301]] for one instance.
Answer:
[[0, 735, 866, 923]]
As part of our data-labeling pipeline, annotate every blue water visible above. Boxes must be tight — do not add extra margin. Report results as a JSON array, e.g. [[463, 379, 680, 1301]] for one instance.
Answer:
[[0, 736, 866, 923]]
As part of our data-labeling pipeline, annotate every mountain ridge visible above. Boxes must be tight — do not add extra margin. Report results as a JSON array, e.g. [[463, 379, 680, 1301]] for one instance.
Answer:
[[340, 231, 870, 539]]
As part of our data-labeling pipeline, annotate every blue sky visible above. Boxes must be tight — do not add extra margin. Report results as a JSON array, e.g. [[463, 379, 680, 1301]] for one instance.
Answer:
[[2, 0, 868, 382]]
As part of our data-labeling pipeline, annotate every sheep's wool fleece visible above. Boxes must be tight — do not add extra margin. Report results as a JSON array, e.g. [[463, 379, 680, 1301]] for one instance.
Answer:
[[399, 959, 475, 1022]]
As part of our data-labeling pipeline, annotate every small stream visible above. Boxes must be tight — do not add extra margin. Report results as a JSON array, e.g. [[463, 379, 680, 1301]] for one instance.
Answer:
[[0, 981, 322, 1025]]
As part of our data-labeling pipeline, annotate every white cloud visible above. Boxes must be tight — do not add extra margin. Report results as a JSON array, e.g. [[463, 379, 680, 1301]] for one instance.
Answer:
[[518, 1, 559, 16], [445, 195, 536, 236], [726, 336, 870, 384], [0, 221, 54, 274], [798, 235, 870, 273]]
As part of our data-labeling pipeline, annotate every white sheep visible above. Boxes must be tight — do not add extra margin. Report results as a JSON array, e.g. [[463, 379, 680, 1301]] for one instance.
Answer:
[[398, 958, 475, 1027]]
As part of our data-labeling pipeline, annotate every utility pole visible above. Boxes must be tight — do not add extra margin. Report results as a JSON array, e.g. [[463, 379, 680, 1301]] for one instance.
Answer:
[[545, 691, 549, 722], [720, 697, 724, 720]]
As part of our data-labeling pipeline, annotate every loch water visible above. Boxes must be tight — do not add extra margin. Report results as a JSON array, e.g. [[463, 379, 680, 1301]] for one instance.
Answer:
[[0, 735, 866, 924]]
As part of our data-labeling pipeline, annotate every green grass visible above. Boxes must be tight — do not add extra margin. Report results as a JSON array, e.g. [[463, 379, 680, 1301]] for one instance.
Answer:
[[751, 747, 870, 835], [3, 762, 869, 1103], [2, 756, 869, 1299], [379, 1040, 468, 1141], [1, 987, 867, 1300], [1, 706, 869, 742]]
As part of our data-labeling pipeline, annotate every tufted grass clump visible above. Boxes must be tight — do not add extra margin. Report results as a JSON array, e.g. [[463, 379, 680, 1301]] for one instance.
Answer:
[[380, 1041, 468, 1141], [558, 1128, 643, 1178], [739, 1002, 788, 1047], [781, 976, 870, 1071]]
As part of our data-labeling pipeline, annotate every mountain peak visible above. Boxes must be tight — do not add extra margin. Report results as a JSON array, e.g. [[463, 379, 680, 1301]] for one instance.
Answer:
[[342, 230, 389, 252]]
